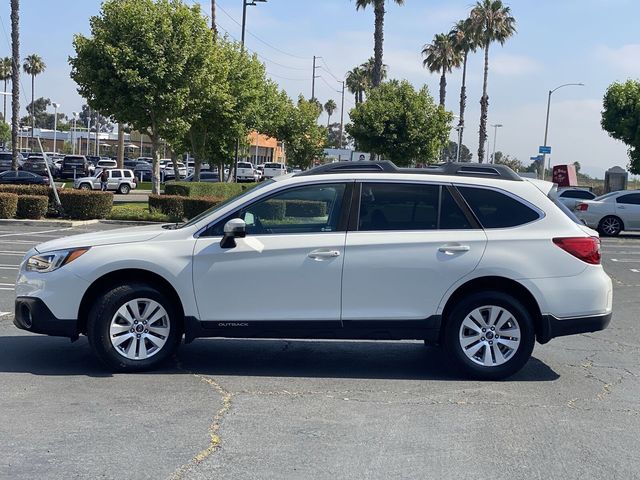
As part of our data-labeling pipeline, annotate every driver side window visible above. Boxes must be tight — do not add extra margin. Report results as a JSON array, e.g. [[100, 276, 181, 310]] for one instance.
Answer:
[[208, 183, 347, 236]]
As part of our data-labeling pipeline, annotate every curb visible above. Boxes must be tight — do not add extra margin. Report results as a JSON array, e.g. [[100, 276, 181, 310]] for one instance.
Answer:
[[0, 219, 101, 227]]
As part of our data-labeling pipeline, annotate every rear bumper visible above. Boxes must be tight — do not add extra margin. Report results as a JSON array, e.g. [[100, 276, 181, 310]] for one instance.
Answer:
[[14, 297, 78, 338], [537, 312, 612, 344]]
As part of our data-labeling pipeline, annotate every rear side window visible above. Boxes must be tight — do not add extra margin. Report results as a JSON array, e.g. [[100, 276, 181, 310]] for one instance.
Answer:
[[560, 190, 595, 199], [123, 171, 132, 178], [358, 183, 472, 231], [111, 171, 122, 178], [458, 186, 540, 228], [616, 193, 640, 205]]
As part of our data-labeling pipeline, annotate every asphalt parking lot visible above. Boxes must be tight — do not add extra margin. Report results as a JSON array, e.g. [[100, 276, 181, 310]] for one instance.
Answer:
[[1, 224, 639, 479]]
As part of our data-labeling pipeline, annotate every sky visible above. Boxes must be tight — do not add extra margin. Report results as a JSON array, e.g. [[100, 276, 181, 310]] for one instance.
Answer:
[[3, 0, 640, 177]]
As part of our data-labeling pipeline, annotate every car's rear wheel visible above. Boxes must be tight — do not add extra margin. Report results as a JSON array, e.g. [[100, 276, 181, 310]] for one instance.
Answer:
[[87, 283, 181, 372], [598, 216, 623, 236], [118, 184, 131, 195], [444, 291, 535, 380], [79, 183, 92, 191]]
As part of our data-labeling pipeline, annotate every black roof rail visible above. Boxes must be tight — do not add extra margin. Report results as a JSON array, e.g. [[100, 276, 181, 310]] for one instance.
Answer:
[[297, 161, 522, 181]]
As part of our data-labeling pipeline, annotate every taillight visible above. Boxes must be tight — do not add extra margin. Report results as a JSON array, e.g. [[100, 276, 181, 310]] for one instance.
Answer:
[[576, 203, 588, 211], [553, 237, 601, 265]]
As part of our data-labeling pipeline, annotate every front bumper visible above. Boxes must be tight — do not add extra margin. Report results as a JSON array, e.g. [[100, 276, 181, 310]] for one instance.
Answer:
[[14, 297, 78, 338], [537, 312, 612, 344]]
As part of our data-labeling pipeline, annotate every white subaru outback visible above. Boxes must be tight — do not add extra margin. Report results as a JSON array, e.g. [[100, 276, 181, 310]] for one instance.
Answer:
[[14, 162, 613, 380]]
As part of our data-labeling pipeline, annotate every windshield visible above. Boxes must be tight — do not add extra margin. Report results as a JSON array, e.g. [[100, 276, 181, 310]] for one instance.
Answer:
[[178, 180, 274, 229], [595, 192, 618, 201]]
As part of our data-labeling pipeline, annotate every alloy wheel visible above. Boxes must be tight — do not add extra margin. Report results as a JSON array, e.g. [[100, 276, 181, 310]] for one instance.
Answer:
[[458, 305, 521, 367], [109, 298, 170, 360], [601, 217, 621, 235]]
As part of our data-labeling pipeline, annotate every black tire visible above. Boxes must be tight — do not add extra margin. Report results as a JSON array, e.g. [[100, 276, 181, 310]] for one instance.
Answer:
[[87, 283, 182, 372], [79, 183, 92, 191], [598, 216, 623, 237], [443, 291, 535, 380], [118, 184, 131, 195]]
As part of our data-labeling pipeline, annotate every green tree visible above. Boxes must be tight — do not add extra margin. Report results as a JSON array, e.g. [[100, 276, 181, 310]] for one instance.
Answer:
[[20, 97, 68, 129], [354, 0, 405, 87], [71, 0, 214, 194], [450, 18, 478, 149], [360, 56, 387, 86], [470, 0, 516, 162], [326, 122, 352, 149], [441, 140, 472, 162], [324, 99, 337, 128], [347, 80, 452, 166], [422, 33, 462, 107], [78, 105, 114, 133], [573, 161, 581, 174], [346, 66, 368, 105], [493, 151, 524, 171], [23, 53, 45, 141], [601, 80, 640, 174], [0, 119, 10, 146], [10, 0, 19, 171], [0, 57, 11, 122], [278, 96, 327, 169]]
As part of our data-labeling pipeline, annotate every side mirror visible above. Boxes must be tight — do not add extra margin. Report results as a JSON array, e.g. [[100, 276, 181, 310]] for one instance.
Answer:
[[220, 218, 246, 249]]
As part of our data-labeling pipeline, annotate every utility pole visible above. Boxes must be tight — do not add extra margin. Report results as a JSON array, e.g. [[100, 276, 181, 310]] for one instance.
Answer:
[[339, 80, 345, 148], [211, 0, 217, 38], [311, 55, 322, 101], [490, 123, 502, 164]]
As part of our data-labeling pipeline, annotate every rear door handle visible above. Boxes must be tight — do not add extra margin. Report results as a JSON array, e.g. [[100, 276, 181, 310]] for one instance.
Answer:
[[308, 249, 341, 260], [438, 244, 470, 254]]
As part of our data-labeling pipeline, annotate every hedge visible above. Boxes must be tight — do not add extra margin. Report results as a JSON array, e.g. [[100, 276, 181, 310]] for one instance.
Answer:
[[58, 190, 113, 220], [149, 194, 224, 221], [165, 181, 258, 199], [0, 184, 50, 196], [285, 200, 326, 218], [16, 195, 49, 219], [0, 192, 18, 218]]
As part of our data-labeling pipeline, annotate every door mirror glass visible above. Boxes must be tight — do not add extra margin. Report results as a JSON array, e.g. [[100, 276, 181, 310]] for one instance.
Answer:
[[220, 218, 246, 248]]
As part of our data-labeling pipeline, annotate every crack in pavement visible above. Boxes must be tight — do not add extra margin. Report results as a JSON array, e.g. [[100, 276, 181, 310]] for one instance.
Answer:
[[168, 360, 233, 480]]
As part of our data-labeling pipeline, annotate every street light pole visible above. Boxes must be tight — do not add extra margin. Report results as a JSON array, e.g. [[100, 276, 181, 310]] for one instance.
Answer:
[[339, 80, 345, 148], [235, 0, 266, 182], [541, 82, 584, 179], [491, 123, 503, 163], [72, 111, 78, 154], [52, 102, 60, 154]]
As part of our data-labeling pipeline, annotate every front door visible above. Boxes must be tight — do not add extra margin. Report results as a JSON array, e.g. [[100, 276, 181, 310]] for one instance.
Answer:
[[192, 182, 351, 323], [341, 182, 487, 322]]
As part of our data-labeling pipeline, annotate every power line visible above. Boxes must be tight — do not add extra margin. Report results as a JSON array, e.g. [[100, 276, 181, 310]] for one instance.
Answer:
[[216, 3, 308, 60], [266, 71, 307, 82], [319, 58, 342, 82], [318, 75, 341, 94]]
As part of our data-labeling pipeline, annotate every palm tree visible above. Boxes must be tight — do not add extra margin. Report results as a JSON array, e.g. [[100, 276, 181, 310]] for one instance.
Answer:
[[360, 57, 388, 87], [450, 18, 478, 152], [324, 99, 337, 128], [22, 53, 46, 141], [0, 57, 11, 122], [422, 33, 462, 107], [354, 0, 405, 87], [346, 66, 368, 105], [470, 0, 516, 162], [10, 0, 19, 171]]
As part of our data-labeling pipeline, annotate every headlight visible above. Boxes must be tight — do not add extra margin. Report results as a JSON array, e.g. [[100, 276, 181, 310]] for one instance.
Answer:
[[26, 248, 90, 273]]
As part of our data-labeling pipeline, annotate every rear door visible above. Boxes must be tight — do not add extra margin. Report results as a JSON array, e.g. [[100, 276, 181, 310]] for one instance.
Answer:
[[108, 170, 122, 190], [615, 193, 640, 229], [341, 182, 487, 322]]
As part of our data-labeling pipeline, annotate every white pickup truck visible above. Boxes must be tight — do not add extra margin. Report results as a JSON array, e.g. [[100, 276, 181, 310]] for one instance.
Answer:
[[74, 168, 138, 194], [236, 162, 259, 182], [262, 162, 287, 179]]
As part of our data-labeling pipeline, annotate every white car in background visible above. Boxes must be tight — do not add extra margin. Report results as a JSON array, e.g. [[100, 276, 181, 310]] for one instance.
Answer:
[[236, 161, 259, 182], [164, 162, 187, 180], [556, 187, 597, 210], [575, 190, 640, 236], [262, 162, 287, 179]]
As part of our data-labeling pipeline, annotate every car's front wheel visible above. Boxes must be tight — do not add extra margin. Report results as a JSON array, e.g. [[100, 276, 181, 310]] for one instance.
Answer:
[[87, 283, 181, 371], [79, 183, 92, 191], [118, 184, 131, 195], [598, 216, 623, 236], [444, 291, 535, 380]]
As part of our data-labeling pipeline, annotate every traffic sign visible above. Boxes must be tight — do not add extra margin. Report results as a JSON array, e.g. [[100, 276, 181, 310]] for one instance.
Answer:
[[539, 146, 551, 154]]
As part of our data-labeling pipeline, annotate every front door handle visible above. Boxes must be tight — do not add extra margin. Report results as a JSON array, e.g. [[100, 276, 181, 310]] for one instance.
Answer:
[[308, 249, 341, 260], [438, 244, 471, 254], [618, 206, 626, 209]]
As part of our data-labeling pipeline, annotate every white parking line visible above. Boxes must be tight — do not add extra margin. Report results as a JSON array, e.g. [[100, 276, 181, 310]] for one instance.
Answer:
[[0, 227, 73, 238], [610, 259, 640, 263], [0, 311, 11, 317], [631, 269, 640, 273], [0, 265, 18, 270], [0, 251, 26, 256], [0, 287, 13, 290]]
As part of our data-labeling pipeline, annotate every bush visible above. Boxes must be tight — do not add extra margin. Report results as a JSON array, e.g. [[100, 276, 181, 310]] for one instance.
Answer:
[[149, 194, 185, 221], [16, 195, 49, 219], [109, 203, 169, 222], [254, 200, 286, 220], [0, 192, 18, 218], [285, 200, 326, 218], [58, 190, 113, 219], [0, 184, 50, 196], [165, 181, 259, 199], [183, 196, 224, 219]]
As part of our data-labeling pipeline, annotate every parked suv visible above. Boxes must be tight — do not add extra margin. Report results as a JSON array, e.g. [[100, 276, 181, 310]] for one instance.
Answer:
[[14, 161, 612, 379], [61, 155, 90, 179], [74, 168, 137, 194]]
